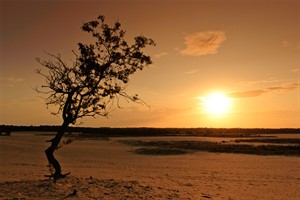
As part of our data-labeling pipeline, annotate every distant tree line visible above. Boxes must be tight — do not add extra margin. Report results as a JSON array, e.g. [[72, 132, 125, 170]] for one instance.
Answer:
[[1, 125, 299, 137]]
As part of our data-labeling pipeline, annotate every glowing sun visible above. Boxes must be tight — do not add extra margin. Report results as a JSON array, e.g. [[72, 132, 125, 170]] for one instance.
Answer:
[[202, 92, 231, 115]]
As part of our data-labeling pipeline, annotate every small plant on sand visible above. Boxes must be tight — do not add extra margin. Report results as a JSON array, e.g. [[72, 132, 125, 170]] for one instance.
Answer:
[[35, 15, 155, 180]]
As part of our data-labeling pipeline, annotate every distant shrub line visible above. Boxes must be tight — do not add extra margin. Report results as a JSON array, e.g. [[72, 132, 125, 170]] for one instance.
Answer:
[[120, 140, 300, 156], [1, 125, 300, 137]]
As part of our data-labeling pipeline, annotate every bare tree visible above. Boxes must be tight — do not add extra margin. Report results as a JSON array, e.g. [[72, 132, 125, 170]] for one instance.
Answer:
[[35, 15, 155, 179]]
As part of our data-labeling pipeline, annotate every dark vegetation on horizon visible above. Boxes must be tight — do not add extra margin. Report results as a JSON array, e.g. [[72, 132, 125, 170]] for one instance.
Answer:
[[1, 125, 299, 137], [120, 139, 300, 156], [1, 125, 299, 156]]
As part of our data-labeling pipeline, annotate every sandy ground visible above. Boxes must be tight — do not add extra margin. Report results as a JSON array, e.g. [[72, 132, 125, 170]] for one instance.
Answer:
[[0, 132, 299, 200]]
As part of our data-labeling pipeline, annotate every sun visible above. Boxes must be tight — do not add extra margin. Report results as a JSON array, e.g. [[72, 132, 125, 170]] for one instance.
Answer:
[[201, 92, 231, 115]]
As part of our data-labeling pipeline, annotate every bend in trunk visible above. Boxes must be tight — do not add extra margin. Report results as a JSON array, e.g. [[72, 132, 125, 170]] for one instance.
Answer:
[[45, 121, 69, 179]]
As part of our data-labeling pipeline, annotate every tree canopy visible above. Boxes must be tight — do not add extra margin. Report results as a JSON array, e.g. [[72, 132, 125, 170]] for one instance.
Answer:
[[36, 15, 155, 125]]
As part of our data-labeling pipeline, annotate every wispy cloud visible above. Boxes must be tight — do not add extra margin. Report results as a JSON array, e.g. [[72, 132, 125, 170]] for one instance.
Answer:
[[281, 40, 290, 48], [185, 69, 199, 74], [0, 98, 41, 109], [153, 52, 168, 59], [282, 40, 300, 49], [238, 78, 285, 87], [229, 90, 267, 98], [238, 76, 299, 87], [181, 30, 227, 56], [0, 76, 24, 87], [229, 83, 300, 98]]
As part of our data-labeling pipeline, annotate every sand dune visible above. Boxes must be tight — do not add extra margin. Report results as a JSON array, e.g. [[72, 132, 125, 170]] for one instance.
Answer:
[[0, 132, 299, 199]]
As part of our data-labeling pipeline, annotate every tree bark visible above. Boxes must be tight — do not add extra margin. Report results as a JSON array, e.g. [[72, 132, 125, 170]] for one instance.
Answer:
[[45, 121, 69, 179]]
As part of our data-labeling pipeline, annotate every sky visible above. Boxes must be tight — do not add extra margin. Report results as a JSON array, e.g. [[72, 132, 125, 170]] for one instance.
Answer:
[[0, 0, 299, 128]]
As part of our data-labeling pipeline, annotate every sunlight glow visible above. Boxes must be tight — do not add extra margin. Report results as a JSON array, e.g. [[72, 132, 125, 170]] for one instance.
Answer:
[[201, 92, 231, 115]]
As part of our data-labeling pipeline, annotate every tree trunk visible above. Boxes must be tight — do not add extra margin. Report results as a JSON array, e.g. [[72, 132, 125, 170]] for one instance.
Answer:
[[45, 121, 69, 180]]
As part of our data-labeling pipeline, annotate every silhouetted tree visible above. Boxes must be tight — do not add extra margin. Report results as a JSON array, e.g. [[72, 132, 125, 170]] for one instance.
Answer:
[[35, 15, 155, 179]]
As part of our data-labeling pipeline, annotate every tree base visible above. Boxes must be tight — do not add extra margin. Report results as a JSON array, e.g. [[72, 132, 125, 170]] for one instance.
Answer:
[[44, 172, 71, 180]]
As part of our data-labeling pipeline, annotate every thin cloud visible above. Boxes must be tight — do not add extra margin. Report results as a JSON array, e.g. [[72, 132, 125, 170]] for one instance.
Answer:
[[0, 76, 24, 86], [281, 40, 300, 49], [153, 52, 168, 59], [238, 78, 295, 87], [185, 69, 199, 74], [281, 40, 290, 48], [229, 90, 267, 98], [229, 83, 300, 98], [238, 80, 272, 87], [291, 68, 299, 72], [181, 30, 227, 56]]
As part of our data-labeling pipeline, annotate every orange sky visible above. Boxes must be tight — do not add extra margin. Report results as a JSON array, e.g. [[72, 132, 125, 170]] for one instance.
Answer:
[[0, 0, 299, 128]]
